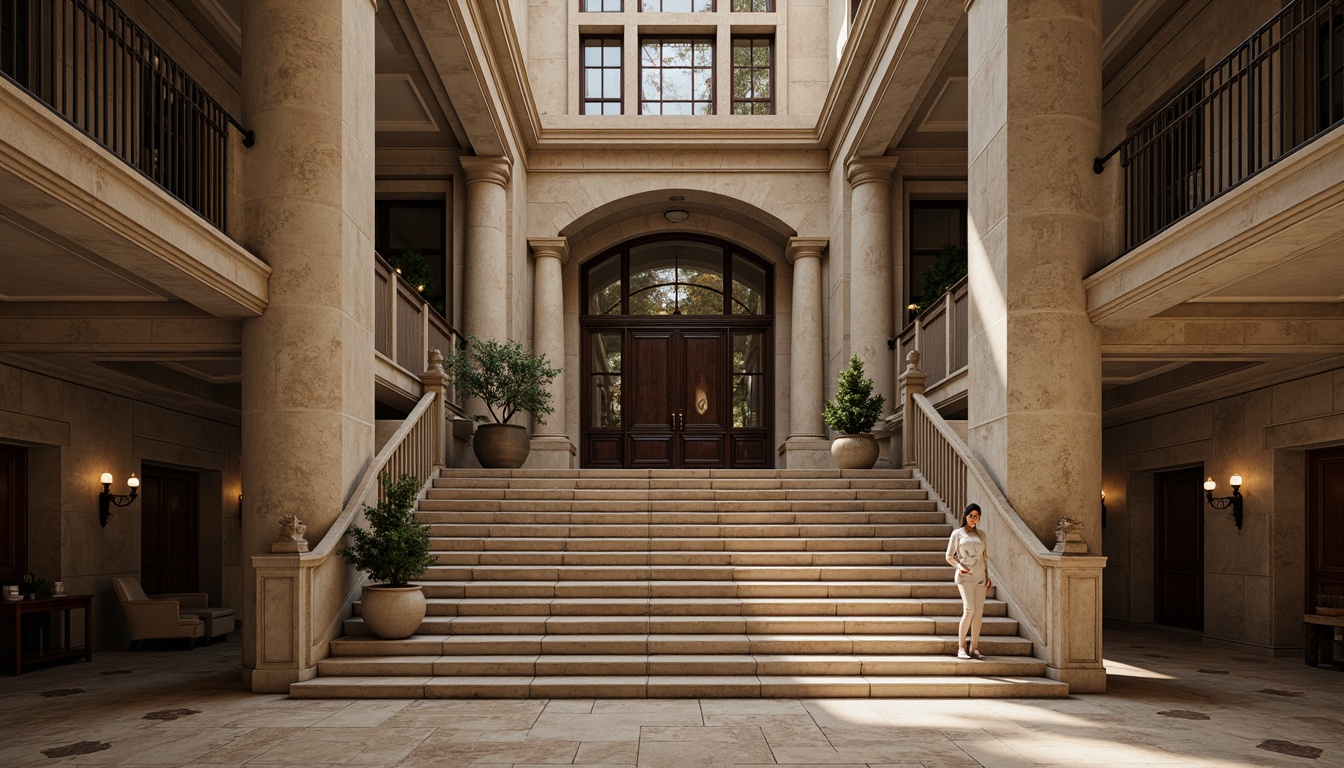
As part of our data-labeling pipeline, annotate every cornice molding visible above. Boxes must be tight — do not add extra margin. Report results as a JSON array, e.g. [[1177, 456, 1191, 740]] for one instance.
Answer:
[[528, 237, 569, 265], [785, 237, 829, 264], [459, 155, 513, 186], [846, 156, 900, 187]]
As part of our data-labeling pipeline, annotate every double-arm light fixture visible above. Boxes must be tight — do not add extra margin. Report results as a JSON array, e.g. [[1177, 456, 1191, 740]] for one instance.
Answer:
[[1204, 474, 1243, 529], [99, 472, 139, 527]]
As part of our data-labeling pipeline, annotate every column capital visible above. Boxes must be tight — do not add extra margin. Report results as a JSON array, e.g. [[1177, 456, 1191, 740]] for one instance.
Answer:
[[845, 156, 900, 187], [460, 156, 512, 187], [528, 237, 570, 265], [785, 237, 828, 264]]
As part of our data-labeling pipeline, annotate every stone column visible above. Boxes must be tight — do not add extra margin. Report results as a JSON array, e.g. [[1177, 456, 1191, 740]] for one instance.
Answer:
[[967, 0, 1104, 691], [526, 238, 575, 468], [239, 0, 375, 692], [780, 237, 831, 468], [846, 157, 900, 418], [460, 157, 512, 345]]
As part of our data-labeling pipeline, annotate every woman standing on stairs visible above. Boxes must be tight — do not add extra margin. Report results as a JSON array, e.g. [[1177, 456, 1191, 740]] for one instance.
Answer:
[[945, 503, 991, 660]]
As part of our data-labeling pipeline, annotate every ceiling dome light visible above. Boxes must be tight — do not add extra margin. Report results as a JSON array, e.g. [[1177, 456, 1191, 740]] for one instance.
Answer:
[[664, 209, 689, 223]]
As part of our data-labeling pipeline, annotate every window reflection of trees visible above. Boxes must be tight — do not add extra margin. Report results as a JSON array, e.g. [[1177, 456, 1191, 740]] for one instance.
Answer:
[[732, 332, 764, 428], [584, 240, 769, 317], [590, 332, 622, 427]]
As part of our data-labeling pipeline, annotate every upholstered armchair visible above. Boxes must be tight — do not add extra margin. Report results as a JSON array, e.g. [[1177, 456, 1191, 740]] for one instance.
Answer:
[[111, 576, 203, 650], [152, 590, 235, 642]]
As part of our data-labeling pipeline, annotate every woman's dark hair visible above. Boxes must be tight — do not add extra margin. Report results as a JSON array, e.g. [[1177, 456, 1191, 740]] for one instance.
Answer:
[[962, 503, 982, 527]]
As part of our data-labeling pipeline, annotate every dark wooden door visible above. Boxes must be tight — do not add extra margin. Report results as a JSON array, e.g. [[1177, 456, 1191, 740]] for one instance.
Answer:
[[1308, 447, 1344, 609], [140, 466, 199, 595], [0, 444, 26, 583], [1155, 467, 1204, 630], [625, 328, 729, 468]]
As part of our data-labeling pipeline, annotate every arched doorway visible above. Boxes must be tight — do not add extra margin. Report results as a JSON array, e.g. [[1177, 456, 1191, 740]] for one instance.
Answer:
[[581, 236, 773, 468]]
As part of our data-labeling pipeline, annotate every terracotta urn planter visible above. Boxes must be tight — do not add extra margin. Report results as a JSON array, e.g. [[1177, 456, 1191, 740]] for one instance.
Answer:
[[831, 433, 879, 470], [473, 422, 531, 468], [359, 585, 426, 639]]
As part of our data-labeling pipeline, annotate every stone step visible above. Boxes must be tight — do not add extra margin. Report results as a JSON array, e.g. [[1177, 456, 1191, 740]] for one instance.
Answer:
[[328, 633, 1036, 657], [417, 580, 987, 600], [426, 488, 931, 501], [426, 525, 952, 540], [431, 478, 924, 492], [419, 511, 950, 530], [315, 652, 1046, 678], [434, 468, 917, 480], [290, 673, 1066, 699], [419, 565, 967, 584], [418, 499, 941, 513], [341, 614, 1021, 637], [430, 551, 955, 569], [429, 538, 951, 554], [391, 596, 1006, 618]]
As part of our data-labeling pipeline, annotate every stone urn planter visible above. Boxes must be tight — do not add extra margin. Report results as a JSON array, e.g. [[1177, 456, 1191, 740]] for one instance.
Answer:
[[359, 585, 426, 640], [473, 422, 531, 468], [831, 433, 879, 470]]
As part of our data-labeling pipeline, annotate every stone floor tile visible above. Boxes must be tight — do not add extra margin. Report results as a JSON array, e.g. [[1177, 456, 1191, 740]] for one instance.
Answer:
[[397, 737, 580, 768], [574, 739, 639, 763]]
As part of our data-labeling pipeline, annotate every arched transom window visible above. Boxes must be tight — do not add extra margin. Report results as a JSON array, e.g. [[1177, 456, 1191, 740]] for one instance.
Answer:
[[585, 238, 770, 316]]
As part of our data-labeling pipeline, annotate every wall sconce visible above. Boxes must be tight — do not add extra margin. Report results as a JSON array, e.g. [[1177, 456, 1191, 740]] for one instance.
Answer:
[[1100, 490, 1107, 529], [664, 209, 689, 223], [99, 472, 139, 527], [1204, 474, 1243, 529]]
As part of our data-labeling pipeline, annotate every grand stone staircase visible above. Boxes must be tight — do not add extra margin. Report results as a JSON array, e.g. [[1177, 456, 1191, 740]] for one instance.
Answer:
[[290, 468, 1068, 698]]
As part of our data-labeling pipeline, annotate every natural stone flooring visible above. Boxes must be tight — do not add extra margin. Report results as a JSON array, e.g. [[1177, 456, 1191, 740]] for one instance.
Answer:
[[1, 624, 1340, 767]]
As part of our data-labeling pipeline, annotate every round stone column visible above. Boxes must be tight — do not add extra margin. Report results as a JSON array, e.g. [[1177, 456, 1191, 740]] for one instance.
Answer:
[[846, 157, 900, 417], [781, 237, 831, 468], [460, 157, 512, 344], [526, 238, 575, 468], [239, 0, 375, 690]]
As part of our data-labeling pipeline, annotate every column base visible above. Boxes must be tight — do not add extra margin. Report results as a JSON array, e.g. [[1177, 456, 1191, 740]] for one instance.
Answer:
[[778, 436, 834, 469], [1046, 664, 1107, 694], [525, 436, 577, 469]]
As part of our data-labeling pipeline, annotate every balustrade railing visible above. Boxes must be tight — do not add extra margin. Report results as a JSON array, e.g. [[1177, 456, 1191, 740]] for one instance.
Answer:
[[375, 253, 462, 411], [0, 0, 249, 231], [898, 353, 1108, 691], [250, 371, 451, 691], [895, 276, 968, 395], [1099, 0, 1344, 252]]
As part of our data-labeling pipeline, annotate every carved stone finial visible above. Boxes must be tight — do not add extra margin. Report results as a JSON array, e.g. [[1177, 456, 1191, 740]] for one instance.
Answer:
[[271, 514, 309, 553], [906, 350, 921, 371], [1053, 517, 1087, 554]]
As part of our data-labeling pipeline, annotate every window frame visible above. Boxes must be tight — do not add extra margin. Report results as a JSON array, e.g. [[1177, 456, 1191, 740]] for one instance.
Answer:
[[580, 35, 624, 115], [579, 0, 623, 10], [638, 36, 717, 116], [730, 35, 774, 115]]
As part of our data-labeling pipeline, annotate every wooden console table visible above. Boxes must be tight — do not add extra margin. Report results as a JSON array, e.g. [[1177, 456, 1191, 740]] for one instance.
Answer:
[[1303, 613, 1344, 668], [1, 594, 93, 675]]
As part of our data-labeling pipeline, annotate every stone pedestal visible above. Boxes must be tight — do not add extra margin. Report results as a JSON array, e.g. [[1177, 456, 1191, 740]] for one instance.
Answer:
[[846, 158, 900, 421], [239, 0, 377, 692], [781, 237, 832, 469]]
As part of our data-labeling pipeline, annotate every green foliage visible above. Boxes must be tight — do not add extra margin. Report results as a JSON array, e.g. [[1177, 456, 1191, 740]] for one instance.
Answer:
[[385, 247, 432, 294], [18, 572, 45, 596], [823, 355, 885, 435], [445, 335, 562, 425], [338, 474, 434, 588], [914, 243, 968, 316]]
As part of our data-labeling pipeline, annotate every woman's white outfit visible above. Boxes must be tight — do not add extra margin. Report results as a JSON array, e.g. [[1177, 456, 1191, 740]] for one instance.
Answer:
[[945, 527, 988, 655]]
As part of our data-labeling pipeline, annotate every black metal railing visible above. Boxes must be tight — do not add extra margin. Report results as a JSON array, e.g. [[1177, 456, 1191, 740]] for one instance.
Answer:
[[1099, 0, 1344, 253], [0, 0, 250, 231]]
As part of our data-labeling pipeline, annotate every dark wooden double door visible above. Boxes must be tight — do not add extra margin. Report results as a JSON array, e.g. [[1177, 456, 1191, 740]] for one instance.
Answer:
[[1155, 467, 1204, 630], [139, 466, 200, 595], [583, 322, 771, 469]]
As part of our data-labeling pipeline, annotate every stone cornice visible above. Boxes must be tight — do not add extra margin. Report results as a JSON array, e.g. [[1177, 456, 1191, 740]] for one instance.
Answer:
[[528, 237, 569, 265], [459, 156, 512, 186], [846, 157, 900, 187], [785, 237, 829, 264]]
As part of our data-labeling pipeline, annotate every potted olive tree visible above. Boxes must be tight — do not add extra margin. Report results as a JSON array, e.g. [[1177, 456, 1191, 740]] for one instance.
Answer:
[[823, 355, 886, 470], [338, 473, 435, 639], [445, 335, 561, 468]]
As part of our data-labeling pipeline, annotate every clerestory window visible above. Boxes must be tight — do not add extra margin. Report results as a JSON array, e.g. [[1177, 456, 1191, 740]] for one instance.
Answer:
[[581, 37, 623, 114], [640, 37, 715, 115], [731, 37, 773, 114]]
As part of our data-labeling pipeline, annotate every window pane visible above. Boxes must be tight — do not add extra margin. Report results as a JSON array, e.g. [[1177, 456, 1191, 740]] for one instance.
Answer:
[[629, 241, 724, 315], [591, 332, 622, 373], [731, 254, 766, 314], [604, 45, 621, 66], [587, 252, 622, 314], [664, 68, 691, 100], [603, 101, 622, 115], [603, 69, 621, 95], [732, 375, 764, 427], [733, 332, 764, 373], [590, 375, 622, 427], [584, 44, 604, 66]]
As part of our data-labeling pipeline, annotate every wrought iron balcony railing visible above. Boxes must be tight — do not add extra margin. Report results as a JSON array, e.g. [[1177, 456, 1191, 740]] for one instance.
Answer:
[[0, 0, 250, 232], [1097, 0, 1344, 254]]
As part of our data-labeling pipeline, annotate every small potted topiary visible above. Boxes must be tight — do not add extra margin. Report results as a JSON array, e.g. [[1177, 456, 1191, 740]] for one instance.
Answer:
[[444, 335, 562, 468], [823, 354, 886, 469], [338, 473, 435, 639]]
